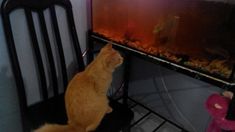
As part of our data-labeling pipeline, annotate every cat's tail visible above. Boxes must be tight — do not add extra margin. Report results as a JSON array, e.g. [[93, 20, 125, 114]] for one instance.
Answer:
[[34, 123, 85, 132]]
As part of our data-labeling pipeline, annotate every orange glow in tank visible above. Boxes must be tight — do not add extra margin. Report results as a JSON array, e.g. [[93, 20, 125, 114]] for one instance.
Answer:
[[92, 0, 235, 79]]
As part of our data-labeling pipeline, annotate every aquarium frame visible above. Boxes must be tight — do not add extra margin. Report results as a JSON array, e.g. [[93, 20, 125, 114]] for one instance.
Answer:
[[89, 32, 235, 88]]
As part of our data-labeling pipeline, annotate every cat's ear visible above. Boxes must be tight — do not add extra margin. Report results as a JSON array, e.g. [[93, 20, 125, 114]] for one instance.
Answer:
[[101, 44, 112, 52], [105, 43, 112, 49]]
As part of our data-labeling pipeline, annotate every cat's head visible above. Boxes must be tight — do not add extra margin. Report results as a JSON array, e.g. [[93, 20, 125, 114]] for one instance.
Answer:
[[100, 44, 123, 70]]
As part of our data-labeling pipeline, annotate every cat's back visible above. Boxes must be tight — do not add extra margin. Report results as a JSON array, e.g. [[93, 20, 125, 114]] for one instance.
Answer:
[[65, 71, 95, 98], [65, 71, 104, 127], [65, 71, 99, 110]]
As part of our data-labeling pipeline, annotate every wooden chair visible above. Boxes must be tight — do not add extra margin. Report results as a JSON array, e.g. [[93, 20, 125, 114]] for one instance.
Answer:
[[1, 0, 133, 131]]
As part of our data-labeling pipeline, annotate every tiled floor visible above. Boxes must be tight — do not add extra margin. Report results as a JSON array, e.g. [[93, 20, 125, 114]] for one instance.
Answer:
[[120, 98, 188, 132]]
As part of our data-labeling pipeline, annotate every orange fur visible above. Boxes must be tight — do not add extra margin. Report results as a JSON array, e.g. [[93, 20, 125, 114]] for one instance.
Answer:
[[35, 44, 123, 132], [65, 44, 123, 132], [34, 124, 84, 132]]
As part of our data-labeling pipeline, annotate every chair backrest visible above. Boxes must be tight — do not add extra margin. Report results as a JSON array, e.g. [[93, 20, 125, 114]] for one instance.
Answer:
[[1, 0, 85, 130]]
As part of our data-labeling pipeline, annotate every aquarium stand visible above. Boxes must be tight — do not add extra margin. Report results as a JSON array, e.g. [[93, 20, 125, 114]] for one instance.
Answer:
[[88, 31, 235, 131]]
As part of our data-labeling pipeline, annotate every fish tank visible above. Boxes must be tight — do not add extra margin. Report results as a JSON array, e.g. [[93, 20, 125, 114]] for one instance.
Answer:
[[91, 0, 235, 82]]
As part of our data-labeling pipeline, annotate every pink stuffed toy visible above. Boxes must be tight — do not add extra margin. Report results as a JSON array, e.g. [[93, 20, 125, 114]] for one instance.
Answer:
[[205, 91, 235, 132]]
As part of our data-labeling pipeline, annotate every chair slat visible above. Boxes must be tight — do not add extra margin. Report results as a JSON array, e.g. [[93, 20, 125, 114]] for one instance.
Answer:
[[49, 6, 68, 90], [38, 11, 59, 96], [1, 12, 28, 130], [24, 9, 48, 100], [65, 7, 85, 71]]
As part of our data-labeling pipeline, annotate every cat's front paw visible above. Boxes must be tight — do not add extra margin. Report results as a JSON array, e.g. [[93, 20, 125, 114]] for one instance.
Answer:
[[107, 106, 113, 114]]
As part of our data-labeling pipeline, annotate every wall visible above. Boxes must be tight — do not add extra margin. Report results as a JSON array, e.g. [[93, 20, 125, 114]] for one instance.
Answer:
[[0, 0, 88, 131]]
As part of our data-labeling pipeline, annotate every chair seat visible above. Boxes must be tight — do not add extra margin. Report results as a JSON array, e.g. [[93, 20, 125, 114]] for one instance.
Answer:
[[28, 95, 133, 131], [28, 94, 67, 129]]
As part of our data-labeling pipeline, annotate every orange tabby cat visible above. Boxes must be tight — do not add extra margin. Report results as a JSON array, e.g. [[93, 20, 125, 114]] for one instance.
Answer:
[[35, 124, 83, 132], [35, 44, 123, 132]]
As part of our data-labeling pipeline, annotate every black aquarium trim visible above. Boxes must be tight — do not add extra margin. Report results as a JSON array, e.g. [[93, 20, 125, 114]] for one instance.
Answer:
[[89, 32, 235, 89]]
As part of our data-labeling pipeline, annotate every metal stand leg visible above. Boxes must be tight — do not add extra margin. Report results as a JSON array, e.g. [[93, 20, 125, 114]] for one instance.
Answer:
[[87, 30, 94, 64], [226, 87, 235, 120], [122, 127, 131, 132], [123, 53, 130, 107]]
